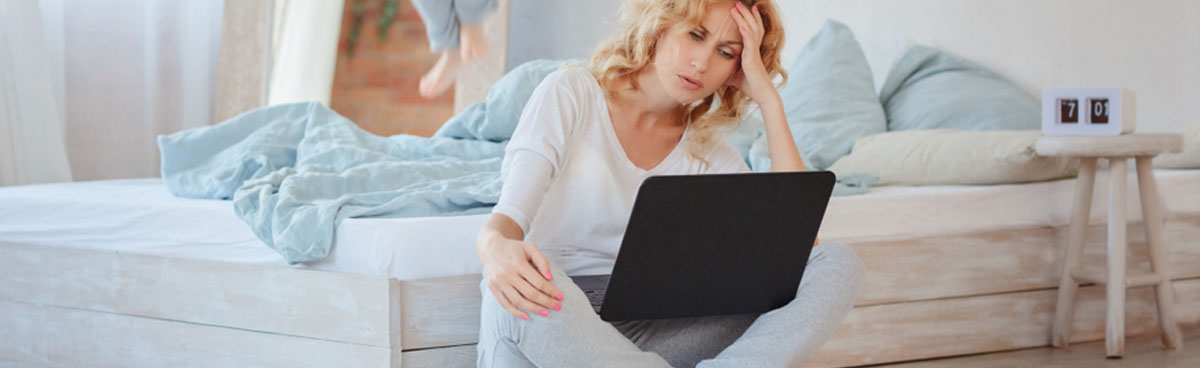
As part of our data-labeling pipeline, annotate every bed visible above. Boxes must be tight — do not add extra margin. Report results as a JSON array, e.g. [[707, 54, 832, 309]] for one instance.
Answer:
[[3, 168, 1199, 367], [6, 0, 1199, 366]]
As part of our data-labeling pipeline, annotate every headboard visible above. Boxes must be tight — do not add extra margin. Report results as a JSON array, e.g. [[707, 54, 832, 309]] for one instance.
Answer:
[[775, 0, 1200, 133]]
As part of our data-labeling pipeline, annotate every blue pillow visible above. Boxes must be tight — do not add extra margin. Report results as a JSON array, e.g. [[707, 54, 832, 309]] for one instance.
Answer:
[[724, 109, 763, 168], [744, 20, 886, 171], [878, 46, 1040, 131], [433, 59, 576, 141]]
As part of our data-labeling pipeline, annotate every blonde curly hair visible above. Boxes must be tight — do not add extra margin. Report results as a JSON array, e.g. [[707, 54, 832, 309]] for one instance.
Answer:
[[588, 0, 787, 163]]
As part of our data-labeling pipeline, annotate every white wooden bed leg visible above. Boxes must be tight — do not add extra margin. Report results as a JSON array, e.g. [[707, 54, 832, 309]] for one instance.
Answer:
[[1135, 156, 1184, 350], [1106, 157, 1128, 358], [1052, 157, 1097, 348]]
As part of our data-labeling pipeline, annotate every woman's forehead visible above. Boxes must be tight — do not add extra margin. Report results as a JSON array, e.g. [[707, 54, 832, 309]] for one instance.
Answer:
[[695, 1, 741, 41]]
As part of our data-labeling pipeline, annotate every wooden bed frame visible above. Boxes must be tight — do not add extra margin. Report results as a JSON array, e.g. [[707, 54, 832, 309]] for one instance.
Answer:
[[4, 213, 1197, 367], [6, 0, 1197, 366]]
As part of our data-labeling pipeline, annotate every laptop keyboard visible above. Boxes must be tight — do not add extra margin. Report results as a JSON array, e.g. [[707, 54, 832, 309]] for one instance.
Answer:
[[574, 274, 611, 311], [583, 288, 606, 308]]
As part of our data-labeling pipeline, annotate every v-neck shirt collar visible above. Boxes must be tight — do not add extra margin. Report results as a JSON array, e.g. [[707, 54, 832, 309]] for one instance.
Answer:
[[586, 72, 691, 175]]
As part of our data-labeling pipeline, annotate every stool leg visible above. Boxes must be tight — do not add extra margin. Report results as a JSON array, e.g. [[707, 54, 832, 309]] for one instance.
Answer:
[[1053, 158, 1097, 348], [1106, 157, 1128, 358], [1135, 156, 1183, 349]]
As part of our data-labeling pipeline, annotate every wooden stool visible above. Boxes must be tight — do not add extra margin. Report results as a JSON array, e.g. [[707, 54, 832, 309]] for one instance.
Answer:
[[1036, 134, 1184, 358]]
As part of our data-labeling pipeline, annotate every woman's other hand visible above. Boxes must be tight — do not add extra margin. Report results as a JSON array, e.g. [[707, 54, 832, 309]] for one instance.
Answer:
[[477, 215, 564, 320]]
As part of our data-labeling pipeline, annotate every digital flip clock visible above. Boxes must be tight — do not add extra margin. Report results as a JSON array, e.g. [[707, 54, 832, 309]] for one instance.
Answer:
[[1041, 88, 1135, 135]]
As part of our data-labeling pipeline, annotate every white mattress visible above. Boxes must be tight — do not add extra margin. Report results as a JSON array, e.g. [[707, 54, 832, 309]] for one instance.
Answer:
[[822, 169, 1200, 243], [2, 170, 1198, 280]]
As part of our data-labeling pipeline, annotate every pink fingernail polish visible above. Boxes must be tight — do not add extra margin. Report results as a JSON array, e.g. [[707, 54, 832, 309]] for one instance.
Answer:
[[556, 295, 564, 301], [554, 304, 562, 311], [546, 271, 553, 280], [520, 314, 528, 320], [540, 310, 549, 317]]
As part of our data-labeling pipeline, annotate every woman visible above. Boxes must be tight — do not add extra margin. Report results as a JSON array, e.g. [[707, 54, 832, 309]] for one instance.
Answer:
[[475, 0, 865, 366]]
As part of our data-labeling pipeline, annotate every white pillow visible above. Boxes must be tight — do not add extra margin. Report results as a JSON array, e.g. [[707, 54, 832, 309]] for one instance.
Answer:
[[1154, 119, 1200, 169], [828, 130, 1078, 186]]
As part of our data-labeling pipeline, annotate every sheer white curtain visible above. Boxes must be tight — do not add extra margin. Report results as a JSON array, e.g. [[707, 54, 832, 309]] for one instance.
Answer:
[[0, 0, 73, 186], [4, 0, 342, 184], [40, 0, 224, 181], [268, 0, 344, 107]]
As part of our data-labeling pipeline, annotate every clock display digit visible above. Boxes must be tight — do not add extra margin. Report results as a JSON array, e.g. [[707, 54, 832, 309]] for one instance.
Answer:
[[1089, 98, 1109, 124], [1058, 99, 1079, 124]]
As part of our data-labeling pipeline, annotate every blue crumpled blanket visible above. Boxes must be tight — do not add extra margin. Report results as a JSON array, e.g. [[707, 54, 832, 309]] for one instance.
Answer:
[[160, 102, 507, 263], [158, 58, 875, 264], [159, 59, 572, 263]]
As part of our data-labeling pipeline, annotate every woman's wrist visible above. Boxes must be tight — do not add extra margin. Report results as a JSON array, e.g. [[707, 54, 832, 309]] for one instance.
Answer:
[[476, 229, 503, 261], [754, 92, 784, 112], [477, 214, 523, 261], [757, 94, 787, 128]]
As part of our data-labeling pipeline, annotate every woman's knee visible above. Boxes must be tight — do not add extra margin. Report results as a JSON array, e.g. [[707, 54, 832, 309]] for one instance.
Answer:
[[479, 278, 524, 344], [544, 261, 575, 293], [810, 243, 866, 293], [478, 260, 581, 343]]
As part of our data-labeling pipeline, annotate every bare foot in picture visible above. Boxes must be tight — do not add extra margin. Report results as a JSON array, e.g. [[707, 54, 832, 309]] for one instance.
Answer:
[[418, 49, 462, 99], [459, 22, 489, 62]]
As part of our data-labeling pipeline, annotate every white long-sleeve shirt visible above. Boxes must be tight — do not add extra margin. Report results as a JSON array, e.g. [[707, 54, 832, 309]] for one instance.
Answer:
[[492, 66, 750, 276]]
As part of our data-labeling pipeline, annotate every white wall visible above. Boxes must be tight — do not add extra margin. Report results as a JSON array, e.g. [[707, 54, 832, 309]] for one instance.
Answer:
[[509, 0, 1199, 133], [776, 0, 1200, 133]]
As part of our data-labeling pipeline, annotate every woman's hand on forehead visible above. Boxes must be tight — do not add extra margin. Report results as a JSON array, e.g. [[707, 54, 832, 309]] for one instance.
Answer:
[[726, 1, 777, 107]]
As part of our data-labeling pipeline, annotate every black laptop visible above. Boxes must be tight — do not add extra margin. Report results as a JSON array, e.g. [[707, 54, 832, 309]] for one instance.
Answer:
[[573, 171, 836, 321]]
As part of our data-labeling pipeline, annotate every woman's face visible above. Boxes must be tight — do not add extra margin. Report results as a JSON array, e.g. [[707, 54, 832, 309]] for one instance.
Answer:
[[652, 0, 744, 104]]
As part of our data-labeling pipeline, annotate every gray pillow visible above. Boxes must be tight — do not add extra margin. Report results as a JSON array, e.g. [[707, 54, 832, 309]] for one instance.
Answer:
[[744, 20, 886, 171], [879, 45, 1040, 131]]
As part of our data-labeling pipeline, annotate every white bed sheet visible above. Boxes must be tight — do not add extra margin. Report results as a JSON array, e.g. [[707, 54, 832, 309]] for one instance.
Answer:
[[2, 169, 1197, 280], [0, 179, 288, 266]]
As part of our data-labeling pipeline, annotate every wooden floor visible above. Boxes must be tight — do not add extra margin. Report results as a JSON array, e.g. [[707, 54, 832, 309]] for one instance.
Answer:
[[879, 325, 1200, 367]]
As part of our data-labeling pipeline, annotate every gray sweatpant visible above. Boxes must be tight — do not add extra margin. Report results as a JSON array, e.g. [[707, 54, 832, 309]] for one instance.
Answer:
[[477, 243, 866, 367], [410, 0, 498, 51]]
